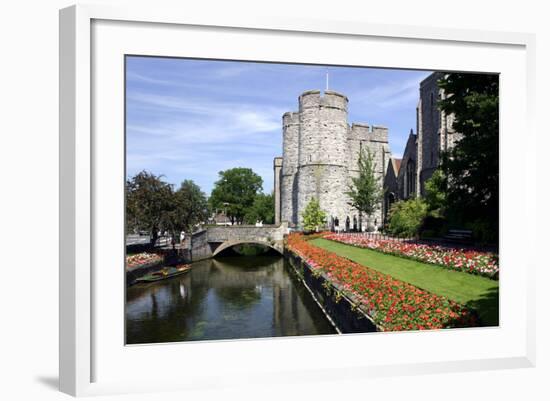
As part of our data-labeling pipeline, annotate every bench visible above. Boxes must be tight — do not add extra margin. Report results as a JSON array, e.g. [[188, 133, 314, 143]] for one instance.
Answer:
[[444, 229, 473, 243]]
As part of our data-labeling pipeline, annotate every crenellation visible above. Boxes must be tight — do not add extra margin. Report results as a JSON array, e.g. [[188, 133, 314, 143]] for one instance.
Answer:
[[278, 89, 389, 231], [276, 72, 459, 232], [371, 126, 389, 143]]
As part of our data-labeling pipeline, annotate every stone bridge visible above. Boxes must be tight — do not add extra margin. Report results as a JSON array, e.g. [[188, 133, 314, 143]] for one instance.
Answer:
[[185, 223, 288, 261]]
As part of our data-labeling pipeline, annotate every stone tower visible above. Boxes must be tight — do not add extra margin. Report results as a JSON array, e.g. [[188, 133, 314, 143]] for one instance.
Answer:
[[417, 72, 461, 196], [276, 89, 390, 231], [296, 90, 350, 228], [280, 112, 299, 225]]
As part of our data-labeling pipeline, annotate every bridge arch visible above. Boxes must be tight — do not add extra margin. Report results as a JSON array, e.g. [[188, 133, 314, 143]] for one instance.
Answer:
[[212, 240, 283, 257]]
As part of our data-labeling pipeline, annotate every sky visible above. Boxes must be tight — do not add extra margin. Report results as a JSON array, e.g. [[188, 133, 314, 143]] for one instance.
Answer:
[[126, 56, 432, 196]]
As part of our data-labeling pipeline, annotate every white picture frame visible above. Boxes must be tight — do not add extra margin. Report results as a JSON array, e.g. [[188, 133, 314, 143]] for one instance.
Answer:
[[59, 4, 536, 397]]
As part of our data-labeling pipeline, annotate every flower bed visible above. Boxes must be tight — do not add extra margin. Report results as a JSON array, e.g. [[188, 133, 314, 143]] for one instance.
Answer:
[[126, 252, 163, 271], [287, 233, 479, 331], [323, 233, 499, 279]]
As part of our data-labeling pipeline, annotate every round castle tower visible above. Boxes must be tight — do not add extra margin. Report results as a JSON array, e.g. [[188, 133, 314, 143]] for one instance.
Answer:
[[296, 90, 350, 229], [281, 111, 299, 225]]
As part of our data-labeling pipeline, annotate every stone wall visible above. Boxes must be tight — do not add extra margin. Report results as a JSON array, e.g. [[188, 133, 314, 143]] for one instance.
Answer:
[[183, 224, 288, 261], [281, 112, 299, 225], [296, 90, 350, 228], [417, 72, 464, 196], [273, 157, 282, 225], [206, 224, 286, 244], [279, 89, 390, 231], [184, 229, 212, 261], [285, 249, 379, 333], [397, 131, 418, 200]]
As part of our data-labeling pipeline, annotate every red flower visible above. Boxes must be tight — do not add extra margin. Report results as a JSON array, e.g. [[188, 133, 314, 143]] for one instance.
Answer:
[[286, 233, 479, 331]]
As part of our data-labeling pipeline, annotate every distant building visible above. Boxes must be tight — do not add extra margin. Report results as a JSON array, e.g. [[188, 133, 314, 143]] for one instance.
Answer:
[[208, 211, 232, 226]]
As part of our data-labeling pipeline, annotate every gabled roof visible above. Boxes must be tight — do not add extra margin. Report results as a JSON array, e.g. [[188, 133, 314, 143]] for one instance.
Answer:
[[391, 158, 402, 176]]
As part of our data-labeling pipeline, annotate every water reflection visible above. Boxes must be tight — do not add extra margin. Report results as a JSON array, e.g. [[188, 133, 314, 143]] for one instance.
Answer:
[[126, 255, 336, 344]]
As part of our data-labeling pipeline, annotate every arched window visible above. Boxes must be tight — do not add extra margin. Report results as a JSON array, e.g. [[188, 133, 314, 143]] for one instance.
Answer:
[[345, 216, 350, 232], [353, 216, 358, 231]]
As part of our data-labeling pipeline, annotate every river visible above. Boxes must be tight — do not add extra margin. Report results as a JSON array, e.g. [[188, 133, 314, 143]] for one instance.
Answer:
[[126, 254, 336, 344]]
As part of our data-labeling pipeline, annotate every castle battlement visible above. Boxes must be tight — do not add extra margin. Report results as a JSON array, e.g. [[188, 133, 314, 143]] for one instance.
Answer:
[[371, 126, 389, 143], [282, 111, 299, 127], [274, 72, 458, 231], [349, 123, 370, 141], [298, 89, 349, 111], [277, 89, 390, 231]]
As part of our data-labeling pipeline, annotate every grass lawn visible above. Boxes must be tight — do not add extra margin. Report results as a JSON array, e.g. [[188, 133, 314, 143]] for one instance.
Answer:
[[310, 238, 499, 326]]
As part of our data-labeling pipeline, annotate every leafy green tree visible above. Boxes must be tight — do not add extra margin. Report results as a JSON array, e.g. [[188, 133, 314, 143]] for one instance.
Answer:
[[346, 148, 383, 229], [301, 198, 327, 232], [437, 73, 499, 236], [209, 168, 263, 225], [387, 198, 428, 237], [424, 168, 447, 217], [165, 180, 209, 247], [126, 171, 173, 246], [244, 192, 275, 225]]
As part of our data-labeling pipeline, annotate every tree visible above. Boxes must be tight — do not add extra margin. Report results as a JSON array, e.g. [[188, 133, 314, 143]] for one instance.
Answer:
[[244, 192, 275, 225], [126, 171, 173, 246], [421, 169, 449, 237], [437, 73, 499, 237], [165, 180, 209, 247], [301, 198, 326, 232], [346, 148, 383, 229], [387, 198, 428, 237], [424, 168, 447, 216], [209, 168, 263, 224]]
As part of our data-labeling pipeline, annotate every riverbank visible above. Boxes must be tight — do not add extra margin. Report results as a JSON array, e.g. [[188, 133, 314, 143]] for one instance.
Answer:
[[126, 254, 336, 343], [285, 249, 380, 333], [286, 233, 479, 331], [311, 238, 498, 326]]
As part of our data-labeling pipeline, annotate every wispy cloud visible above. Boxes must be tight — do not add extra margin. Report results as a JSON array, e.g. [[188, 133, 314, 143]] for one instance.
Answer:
[[349, 76, 425, 110], [125, 56, 429, 194], [126, 71, 175, 86]]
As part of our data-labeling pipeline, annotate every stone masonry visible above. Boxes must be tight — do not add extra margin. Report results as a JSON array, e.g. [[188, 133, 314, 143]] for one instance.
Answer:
[[381, 72, 462, 219], [275, 89, 390, 231], [273, 72, 460, 232], [185, 224, 288, 261], [416, 72, 461, 196]]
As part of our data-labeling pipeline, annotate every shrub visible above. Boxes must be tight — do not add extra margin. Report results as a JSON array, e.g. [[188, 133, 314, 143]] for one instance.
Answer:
[[466, 219, 498, 245], [301, 198, 327, 233], [387, 199, 428, 237], [421, 215, 447, 238]]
